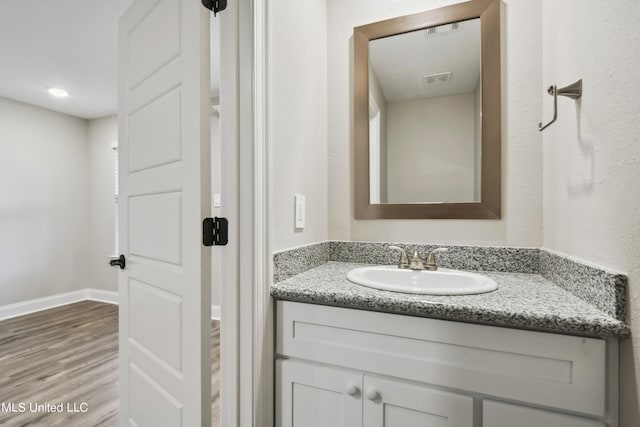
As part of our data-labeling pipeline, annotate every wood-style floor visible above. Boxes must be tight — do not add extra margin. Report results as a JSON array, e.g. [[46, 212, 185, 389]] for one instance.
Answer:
[[0, 301, 220, 427]]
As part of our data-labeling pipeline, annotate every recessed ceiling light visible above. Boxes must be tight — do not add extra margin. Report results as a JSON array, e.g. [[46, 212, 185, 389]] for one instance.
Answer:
[[48, 88, 69, 98]]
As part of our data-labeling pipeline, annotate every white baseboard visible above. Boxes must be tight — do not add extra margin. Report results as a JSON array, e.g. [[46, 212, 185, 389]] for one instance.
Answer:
[[0, 289, 90, 321], [1, 290, 221, 321], [86, 288, 120, 305], [212, 305, 221, 321]]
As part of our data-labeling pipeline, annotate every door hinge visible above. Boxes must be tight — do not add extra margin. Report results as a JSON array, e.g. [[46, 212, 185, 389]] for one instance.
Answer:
[[203, 217, 228, 246], [202, 0, 227, 16]]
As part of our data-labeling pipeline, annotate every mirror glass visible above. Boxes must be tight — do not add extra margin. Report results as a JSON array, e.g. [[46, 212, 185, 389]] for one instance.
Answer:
[[368, 18, 481, 204]]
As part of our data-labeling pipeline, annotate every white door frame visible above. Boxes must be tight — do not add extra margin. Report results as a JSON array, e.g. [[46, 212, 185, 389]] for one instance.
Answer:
[[252, 0, 273, 425], [219, 0, 272, 426]]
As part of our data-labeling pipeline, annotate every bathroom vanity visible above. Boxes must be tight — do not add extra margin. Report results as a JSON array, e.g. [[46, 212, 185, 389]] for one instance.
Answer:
[[276, 301, 616, 427], [271, 243, 628, 427]]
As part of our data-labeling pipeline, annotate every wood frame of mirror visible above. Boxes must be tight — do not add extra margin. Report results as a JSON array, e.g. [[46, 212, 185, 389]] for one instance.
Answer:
[[354, 0, 501, 219]]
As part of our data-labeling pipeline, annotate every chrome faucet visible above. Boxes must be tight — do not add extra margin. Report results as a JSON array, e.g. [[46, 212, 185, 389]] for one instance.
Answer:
[[425, 248, 448, 271]]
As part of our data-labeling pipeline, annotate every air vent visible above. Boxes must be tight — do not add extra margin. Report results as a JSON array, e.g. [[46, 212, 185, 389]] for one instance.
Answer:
[[425, 22, 463, 37], [423, 72, 453, 86]]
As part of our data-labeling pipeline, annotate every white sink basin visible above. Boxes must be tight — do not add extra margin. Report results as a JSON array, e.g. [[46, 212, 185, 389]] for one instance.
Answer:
[[346, 266, 498, 295]]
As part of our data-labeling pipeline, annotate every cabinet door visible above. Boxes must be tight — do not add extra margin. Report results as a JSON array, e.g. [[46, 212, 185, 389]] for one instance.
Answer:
[[483, 400, 605, 427], [363, 375, 473, 427], [276, 359, 362, 427]]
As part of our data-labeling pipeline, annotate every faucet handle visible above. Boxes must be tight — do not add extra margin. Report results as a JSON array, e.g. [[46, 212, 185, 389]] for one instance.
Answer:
[[425, 247, 448, 271], [387, 245, 409, 269]]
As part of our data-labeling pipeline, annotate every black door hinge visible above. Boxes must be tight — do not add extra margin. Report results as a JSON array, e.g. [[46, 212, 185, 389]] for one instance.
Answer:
[[202, 0, 227, 16], [203, 217, 229, 246]]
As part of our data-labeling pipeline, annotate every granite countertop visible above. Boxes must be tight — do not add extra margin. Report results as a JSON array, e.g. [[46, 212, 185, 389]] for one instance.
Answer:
[[271, 261, 629, 338]]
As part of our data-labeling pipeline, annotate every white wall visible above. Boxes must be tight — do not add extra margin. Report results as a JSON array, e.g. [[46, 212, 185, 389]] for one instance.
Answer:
[[327, 0, 543, 246], [88, 116, 118, 293], [0, 97, 90, 305], [386, 93, 476, 203], [541, 1, 640, 425], [270, 0, 328, 251]]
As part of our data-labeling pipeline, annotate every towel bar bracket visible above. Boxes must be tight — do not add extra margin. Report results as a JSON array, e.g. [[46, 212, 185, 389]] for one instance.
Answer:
[[538, 79, 582, 131]]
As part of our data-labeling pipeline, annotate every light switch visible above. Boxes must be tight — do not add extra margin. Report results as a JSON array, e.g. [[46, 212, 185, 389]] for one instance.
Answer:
[[213, 193, 221, 208], [294, 194, 305, 229]]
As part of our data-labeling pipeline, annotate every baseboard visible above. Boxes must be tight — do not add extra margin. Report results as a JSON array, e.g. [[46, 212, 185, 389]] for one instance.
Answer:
[[1, 290, 221, 321], [0, 289, 90, 321], [86, 288, 120, 305], [211, 305, 221, 320]]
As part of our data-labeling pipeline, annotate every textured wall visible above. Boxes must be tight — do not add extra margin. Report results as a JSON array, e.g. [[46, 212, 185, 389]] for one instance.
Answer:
[[327, 0, 543, 246], [87, 116, 118, 293], [270, 0, 329, 251], [0, 97, 90, 305], [541, 1, 640, 424]]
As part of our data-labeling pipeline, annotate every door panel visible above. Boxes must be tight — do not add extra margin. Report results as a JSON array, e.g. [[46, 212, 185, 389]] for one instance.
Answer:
[[128, 193, 183, 264], [118, 0, 211, 425], [276, 359, 362, 427], [129, 363, 183, 426], [363, 376, 473, 427], [127, 0, 181, 89], [128, 87, 182, 172], [483, 400, 605, 427], [128, 279, 182, 370]]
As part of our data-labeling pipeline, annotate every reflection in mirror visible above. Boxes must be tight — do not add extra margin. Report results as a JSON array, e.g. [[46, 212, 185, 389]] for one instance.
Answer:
[[368, 18, 481, 204]]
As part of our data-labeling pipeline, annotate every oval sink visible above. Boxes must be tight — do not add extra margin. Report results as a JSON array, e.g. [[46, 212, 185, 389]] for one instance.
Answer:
[[346, 266, 498, 295]]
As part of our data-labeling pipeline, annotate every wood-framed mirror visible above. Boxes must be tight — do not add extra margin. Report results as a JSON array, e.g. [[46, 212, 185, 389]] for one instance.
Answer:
[[354, 0, 501, 219]]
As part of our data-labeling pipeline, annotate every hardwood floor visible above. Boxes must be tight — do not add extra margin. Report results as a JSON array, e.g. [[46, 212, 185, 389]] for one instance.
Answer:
[[0, 301, 221, 426]]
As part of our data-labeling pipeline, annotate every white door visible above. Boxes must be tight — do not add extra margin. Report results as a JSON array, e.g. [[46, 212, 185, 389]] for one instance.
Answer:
[[276, 359, 362, 427], [118, 0, 211, 425], [363, 376, 473, 427]]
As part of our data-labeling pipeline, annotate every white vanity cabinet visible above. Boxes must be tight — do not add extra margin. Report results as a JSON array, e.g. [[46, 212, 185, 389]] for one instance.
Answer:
[[275, 301, 618, 427], [277, 358, 473, 427]]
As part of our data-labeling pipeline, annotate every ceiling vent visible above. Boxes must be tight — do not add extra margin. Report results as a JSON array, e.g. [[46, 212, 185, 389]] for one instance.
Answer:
[[425, 22, 462, 37], [423, 72, 453, 86]]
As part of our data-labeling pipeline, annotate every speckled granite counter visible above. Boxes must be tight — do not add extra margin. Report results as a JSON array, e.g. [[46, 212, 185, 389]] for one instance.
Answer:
[[271, 261, 629, 338]]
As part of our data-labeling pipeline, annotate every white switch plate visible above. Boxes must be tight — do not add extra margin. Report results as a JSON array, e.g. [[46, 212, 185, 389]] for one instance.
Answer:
[[294, 194, 305, 229], [213, 193, 221, 208]]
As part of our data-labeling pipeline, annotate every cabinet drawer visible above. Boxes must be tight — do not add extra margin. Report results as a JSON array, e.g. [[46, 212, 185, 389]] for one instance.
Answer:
[[483, 400, 605, 427], [276, 301, 606, 416]]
